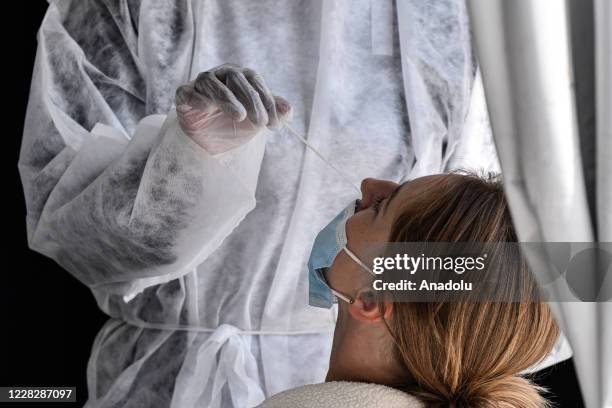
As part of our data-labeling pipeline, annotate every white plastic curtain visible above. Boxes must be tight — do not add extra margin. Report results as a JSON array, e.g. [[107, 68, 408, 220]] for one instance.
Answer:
[[467, 1, 611, 407]]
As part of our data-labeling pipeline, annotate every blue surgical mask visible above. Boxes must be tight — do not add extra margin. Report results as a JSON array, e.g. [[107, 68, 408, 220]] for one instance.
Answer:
[[307, 200, 374, 308]]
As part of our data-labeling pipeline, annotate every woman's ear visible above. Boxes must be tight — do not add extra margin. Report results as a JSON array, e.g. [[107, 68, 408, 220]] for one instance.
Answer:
[[347, 289, 394, 323]]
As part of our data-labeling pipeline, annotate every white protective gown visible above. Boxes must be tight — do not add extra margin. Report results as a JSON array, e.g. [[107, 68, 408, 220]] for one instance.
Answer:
[[21, 0, 499, 407]]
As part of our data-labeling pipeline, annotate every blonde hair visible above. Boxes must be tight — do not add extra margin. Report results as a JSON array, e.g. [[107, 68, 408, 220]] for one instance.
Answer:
[[387, 174, 559, 407]]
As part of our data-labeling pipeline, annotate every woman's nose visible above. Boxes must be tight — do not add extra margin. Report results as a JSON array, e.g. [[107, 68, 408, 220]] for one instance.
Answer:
[[358, 178, 399, 210]]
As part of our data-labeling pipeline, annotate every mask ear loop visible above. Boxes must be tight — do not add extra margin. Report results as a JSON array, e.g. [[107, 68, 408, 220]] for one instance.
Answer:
[[284, 123, 361, 195], [332, 247, 378, 305], [320, 268, 354, 305], [342, 246, 376, 276], [331, 288, 354, 304], [326, 248, 376, 305]]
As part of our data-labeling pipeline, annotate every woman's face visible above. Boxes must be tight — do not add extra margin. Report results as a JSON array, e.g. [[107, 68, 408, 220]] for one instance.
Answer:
[[324, 175, 447, 383], [326, 175, 444, 296]]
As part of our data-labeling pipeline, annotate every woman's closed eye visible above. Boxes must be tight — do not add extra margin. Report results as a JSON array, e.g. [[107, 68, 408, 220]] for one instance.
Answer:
[[372, 197, 385, 214]]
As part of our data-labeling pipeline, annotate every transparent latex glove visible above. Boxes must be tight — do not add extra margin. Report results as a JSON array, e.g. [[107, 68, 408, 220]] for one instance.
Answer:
[[175, 63, 292, 155]]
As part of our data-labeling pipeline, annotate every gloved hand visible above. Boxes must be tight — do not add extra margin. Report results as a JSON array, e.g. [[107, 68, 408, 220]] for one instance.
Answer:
[[175, 64, 292, 155]]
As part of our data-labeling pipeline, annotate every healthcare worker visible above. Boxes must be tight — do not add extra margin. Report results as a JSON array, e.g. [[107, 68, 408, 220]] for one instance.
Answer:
[[19, 1, 546, 407]]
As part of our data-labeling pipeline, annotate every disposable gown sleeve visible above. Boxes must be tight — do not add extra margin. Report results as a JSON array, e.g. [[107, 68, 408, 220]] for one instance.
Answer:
[[19, 2, 265, 301]]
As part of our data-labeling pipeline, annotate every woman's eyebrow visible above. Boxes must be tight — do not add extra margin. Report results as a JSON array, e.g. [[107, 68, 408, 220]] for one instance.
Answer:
[[382, 181, 409, 216]]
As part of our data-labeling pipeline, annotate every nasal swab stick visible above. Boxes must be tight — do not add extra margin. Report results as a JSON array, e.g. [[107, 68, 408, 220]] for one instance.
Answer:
[[284, 123, 362, 194]]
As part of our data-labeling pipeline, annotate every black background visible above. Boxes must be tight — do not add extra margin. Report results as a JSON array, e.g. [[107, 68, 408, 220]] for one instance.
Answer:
[[2, 2, 586, 407], [3, 2, 107, 407]]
